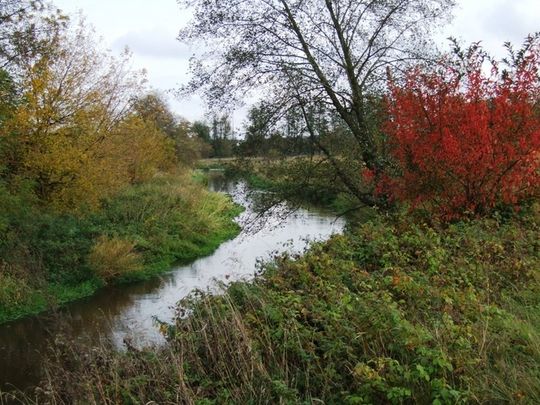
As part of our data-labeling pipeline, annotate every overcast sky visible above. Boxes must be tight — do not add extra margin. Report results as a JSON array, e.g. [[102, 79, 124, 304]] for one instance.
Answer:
[[53, 0, 540, 127]]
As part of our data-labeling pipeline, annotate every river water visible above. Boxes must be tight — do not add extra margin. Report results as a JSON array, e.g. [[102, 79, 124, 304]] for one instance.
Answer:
[[0, 177, 345, 391]]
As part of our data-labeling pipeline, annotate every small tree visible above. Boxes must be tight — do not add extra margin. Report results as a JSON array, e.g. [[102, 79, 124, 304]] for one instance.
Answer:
[[132, 92, 178, 137], [383, 35, 540, 219], [191, 121, 211, 143], [0, 14, 176, 211]]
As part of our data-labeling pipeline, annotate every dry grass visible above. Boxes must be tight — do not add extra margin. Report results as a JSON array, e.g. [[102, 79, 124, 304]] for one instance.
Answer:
[[88, 237, 143, 283]]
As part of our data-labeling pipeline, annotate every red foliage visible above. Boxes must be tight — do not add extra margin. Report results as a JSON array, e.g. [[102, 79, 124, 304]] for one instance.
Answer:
[[383, 36, 540, 219]]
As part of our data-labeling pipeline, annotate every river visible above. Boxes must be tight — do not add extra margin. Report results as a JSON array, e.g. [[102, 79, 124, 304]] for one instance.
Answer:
[[0, 177, 345, 392]]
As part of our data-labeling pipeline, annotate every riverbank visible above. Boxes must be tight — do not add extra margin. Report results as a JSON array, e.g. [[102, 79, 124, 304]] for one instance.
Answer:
[[199, 157, 364, 215], [0, 173, 242, 325], [6, 205, 538, 404]]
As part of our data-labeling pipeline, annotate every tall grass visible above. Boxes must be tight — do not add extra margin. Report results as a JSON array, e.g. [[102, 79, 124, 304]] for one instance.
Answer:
[[98, 172, 242, 280], [88, 237, 143, 282]]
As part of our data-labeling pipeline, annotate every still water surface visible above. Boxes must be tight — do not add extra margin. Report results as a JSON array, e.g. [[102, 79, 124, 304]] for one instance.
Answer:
[[0, 178, 345, 391]]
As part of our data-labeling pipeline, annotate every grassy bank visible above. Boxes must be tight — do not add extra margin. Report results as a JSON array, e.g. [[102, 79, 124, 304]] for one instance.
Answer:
[[0, 173, 242, 324], [7, 206, 538, 404]]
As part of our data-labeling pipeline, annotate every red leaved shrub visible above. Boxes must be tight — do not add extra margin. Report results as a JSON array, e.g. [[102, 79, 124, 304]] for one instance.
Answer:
[[383, 36, 540, 219]]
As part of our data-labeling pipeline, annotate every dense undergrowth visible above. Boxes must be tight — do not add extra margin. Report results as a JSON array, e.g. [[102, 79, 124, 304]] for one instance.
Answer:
[[0, 173, 241, 324], [7, 205, 538, 404]]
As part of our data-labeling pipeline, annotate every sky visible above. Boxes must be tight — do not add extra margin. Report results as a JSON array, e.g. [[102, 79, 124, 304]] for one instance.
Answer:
[[53, 0, 540, 127]]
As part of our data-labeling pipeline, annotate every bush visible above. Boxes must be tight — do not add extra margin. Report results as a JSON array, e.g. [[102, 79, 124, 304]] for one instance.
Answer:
[[33, 214, 96, 285], [383, 36, 540, 219], [0, 181, 41, 273], [88, 236, 142, 282], [0, 181, 96, 286]]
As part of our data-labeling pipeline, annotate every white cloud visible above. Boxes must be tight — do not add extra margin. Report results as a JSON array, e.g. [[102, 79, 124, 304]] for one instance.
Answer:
[[441, 0, 540, 57], [52, 0, 540, 122], [112, 28, 191, 60]]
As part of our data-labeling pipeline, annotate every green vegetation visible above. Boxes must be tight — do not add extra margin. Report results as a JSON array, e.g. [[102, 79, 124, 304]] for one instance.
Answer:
[[0, 174, 241, 324], [11, 206, 538, 404], [96, 174, 242, 280]]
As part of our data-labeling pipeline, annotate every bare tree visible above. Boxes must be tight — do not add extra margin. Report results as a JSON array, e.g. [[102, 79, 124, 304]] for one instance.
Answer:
[[178, 0, 455, 206]]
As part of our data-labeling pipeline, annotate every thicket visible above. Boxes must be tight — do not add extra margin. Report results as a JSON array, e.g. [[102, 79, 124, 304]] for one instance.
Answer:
[[380, 36, 540, 220]]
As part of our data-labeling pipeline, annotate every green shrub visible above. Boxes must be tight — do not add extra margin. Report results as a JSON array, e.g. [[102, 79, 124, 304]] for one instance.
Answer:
[[33, 214, 96, 285], [0, 180, 96, 286], [0, 181, 41, 272]]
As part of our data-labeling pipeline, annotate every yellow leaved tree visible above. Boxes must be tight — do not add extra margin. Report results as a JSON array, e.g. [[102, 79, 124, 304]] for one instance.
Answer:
[[3, 17, 176, 211]]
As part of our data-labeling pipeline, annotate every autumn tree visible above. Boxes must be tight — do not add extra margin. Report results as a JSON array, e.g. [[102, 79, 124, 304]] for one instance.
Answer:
[[0, 0, 41, 64], [0, 1, 67, 71], [178, 119, 215, 164], [132, 92, 177, 136], [179, 0, 455, 206], [132, 92, 211, 165], [106, 114, 175, 184], [1, 15, 175, 211], [0, 68, 16, 124], [383, 35, 540, 219]]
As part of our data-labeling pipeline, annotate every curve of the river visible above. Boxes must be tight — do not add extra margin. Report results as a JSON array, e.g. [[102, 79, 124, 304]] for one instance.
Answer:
[[0, 177, 345, 391]]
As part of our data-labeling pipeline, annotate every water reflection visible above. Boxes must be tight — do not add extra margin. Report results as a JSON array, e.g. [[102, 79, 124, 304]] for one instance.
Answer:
[[0, 178, 345, 391]]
